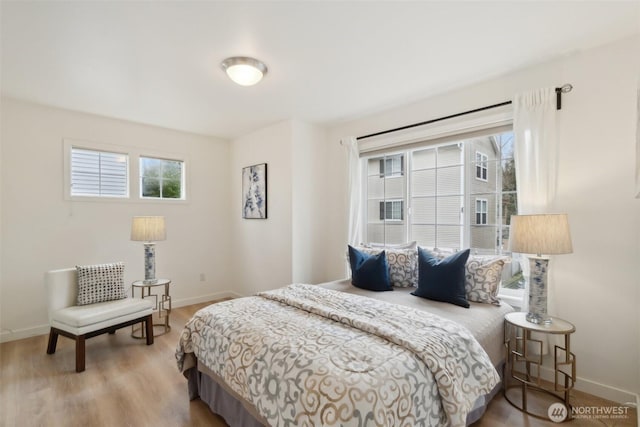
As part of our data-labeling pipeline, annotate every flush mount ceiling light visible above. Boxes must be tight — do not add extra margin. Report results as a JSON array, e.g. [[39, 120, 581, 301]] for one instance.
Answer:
[[220, 56, 268, 86]]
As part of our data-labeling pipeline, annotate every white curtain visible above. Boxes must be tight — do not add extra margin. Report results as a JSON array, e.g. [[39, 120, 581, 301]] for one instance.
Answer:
[[343, 136, 361, 246], [512, 88, 558, 354], [513, 87, 558, 214]]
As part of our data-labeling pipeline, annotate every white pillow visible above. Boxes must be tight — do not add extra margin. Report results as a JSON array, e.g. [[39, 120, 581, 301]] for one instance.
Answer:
[[76, 262, 126, 305]]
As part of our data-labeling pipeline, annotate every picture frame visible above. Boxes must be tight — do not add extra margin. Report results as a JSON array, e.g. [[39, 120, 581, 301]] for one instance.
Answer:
[[242, 163, 268, 219]]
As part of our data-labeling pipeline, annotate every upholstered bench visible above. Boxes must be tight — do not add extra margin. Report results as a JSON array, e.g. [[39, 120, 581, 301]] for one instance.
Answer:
[[46, 266, 154, 372]]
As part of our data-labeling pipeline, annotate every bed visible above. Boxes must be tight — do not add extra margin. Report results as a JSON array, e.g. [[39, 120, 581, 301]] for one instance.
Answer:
[[176, 275, 514, 427]]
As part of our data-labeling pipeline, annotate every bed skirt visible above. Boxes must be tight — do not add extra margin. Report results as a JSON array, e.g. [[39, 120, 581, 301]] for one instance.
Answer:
[[186, 361, 505, 427]]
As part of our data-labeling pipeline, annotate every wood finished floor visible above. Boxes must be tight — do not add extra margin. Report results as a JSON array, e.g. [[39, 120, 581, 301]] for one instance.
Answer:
[[1, 300, 636, 427]]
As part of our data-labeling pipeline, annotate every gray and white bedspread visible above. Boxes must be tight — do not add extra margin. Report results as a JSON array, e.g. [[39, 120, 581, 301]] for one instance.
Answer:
[[176, 284, 500, 427]]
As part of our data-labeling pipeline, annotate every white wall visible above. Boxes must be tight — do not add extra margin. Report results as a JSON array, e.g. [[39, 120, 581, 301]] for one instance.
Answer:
[[230, 119, 328, 295], [230, 121, 294, 295], [324, 35, 640, 401], [0, 98, 232, 342], [291, 121, 327, 284]]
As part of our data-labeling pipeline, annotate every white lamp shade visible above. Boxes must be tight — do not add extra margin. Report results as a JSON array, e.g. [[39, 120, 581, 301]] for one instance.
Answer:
[[131, 216, 166, 242], [221, 57, 267, 86], [509, 214, 573, 255]]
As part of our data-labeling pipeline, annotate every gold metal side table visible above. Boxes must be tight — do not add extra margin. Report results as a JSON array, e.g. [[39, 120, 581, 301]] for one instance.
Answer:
[[504, 312, 576, 422], [131, 279, 172, 338]]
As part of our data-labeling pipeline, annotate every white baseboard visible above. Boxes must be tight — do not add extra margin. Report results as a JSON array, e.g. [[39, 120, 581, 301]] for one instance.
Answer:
[[0, 324, 49, 343], [538, 365, 638, 405]]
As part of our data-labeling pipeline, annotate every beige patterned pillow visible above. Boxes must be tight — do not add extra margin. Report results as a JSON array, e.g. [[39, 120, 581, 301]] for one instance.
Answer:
[[357, 246, 417, 287], [76, 262, 126, 305], [464, 256, 509, 306]]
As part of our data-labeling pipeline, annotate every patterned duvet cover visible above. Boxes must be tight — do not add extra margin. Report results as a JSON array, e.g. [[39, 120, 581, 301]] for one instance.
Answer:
[[176, 284, 500, 427]]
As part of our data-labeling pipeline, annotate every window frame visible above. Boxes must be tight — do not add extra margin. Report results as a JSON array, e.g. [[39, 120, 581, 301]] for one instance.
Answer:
[[379, 199, 404, 221], [139, 156, 186, 201], [475, 151, 488, 181], [64, 139, 188, 203], [379, 154, 404, 178], [475, 198, 488, 225]]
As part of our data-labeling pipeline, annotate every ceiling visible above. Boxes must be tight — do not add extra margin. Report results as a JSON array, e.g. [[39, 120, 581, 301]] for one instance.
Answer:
[[2, 1, 639, 139]]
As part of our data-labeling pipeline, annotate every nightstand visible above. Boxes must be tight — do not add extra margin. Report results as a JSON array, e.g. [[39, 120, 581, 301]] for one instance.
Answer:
[[504, 312, 576, 422], [131, 279, 172, 338]]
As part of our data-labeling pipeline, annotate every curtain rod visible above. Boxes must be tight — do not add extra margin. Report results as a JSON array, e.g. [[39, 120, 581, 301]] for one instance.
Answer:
[[356, 84, 573, 141]]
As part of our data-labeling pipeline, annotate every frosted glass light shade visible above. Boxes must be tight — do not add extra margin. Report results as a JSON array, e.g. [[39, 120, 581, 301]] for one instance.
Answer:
[[131, 216, 166, 242], [221, 57, 267, 86], [509, 214, 572, 256]]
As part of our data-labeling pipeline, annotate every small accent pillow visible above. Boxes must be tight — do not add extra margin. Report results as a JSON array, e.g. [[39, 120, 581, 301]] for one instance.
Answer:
[[356, 246, 417, 288], [76, 262, 126, 305], [411, 248, 470, 308], [465, 256, 509, 306], [348, 245, 392, 292]]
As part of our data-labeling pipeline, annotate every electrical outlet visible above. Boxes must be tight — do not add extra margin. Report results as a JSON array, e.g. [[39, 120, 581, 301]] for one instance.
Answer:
[[199, 273, 206, 282]]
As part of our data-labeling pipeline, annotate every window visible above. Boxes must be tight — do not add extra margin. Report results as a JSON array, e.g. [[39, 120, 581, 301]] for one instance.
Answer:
[[363, 130, 516, 253], [379, 200, 403, 221], [475, 198, 488, 225], [70, 147, 128, 197], [140, 157, 185, 199], [363, 130, 521, 295], [475, 151, 488, 181], [379, 154, 404, 178]]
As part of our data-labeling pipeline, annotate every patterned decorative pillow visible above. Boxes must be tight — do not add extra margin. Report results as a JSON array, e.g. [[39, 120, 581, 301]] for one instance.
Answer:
[[76, 262, 126, 305], [464, 256, 509, 306], [356, 246, 418, 288]]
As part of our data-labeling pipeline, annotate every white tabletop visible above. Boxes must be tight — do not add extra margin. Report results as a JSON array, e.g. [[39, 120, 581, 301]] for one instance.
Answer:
[[505, 312, 575, 334], [132, 278, 171, 287]]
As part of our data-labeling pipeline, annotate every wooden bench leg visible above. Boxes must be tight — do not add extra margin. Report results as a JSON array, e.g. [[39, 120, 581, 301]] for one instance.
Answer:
[[76, 335, 86, 373], [145, 314, 154, 345], [46, 329, 59, 354]]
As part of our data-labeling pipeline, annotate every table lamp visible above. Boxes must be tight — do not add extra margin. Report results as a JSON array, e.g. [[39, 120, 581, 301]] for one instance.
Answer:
[[131, 216, 166, 284], [509, 214, 572, 324]]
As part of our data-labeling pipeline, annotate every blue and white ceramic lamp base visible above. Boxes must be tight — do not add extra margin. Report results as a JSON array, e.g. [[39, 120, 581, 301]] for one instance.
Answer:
[[143, 243, 157, 284], [526, 257, 551, 325]]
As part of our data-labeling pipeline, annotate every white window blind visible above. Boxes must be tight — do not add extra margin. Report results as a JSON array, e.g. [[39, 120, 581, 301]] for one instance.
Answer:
[[71, 148, 128, 197]]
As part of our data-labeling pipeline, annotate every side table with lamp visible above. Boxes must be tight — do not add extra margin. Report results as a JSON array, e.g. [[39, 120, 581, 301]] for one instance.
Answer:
[[130, 216, 172, 338], [504, 213, 576, 421]]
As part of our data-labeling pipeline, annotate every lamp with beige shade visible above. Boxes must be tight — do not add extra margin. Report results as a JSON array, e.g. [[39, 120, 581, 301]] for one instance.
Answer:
[[131, 216, 166, 284], [509, 214, 573, 325]]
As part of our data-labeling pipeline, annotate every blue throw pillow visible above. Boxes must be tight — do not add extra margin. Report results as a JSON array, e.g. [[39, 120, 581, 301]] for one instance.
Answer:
[[348, 245, 392, 292], [411, 247, 470, 308]]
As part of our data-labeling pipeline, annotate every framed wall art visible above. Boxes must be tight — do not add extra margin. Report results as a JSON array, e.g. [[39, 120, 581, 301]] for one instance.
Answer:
[[242, 163, 268, 219]]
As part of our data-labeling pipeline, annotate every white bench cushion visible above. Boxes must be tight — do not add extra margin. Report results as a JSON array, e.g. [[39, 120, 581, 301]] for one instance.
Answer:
[[52, 297, 153, 331]]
